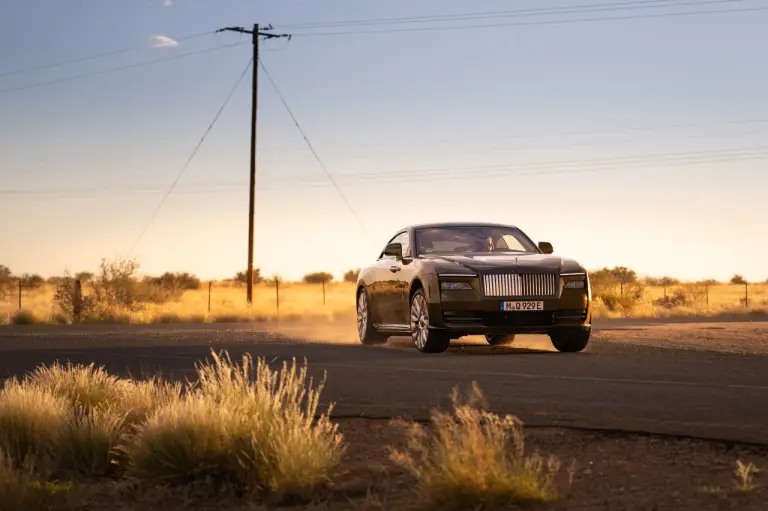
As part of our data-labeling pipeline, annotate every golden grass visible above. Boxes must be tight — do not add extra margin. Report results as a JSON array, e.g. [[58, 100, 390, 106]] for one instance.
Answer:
[[0, 349, 345, 505], [1, 280, 767, 325], [390, 382, 566, 510], [591, 283, 768, 320], [125, 351, 344, 499]]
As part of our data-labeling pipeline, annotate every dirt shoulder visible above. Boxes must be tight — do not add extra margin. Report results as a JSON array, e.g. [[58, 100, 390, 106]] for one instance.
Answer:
[[593, 320, 768, 356], [82, 418, 768, 511]]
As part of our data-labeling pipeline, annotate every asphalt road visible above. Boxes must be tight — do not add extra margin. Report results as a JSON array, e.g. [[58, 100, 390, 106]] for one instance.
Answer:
[[1, 321, 767, 445]]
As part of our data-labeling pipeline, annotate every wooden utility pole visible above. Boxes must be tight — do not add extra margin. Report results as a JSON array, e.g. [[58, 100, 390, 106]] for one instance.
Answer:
[[215, 24, 290, 305]]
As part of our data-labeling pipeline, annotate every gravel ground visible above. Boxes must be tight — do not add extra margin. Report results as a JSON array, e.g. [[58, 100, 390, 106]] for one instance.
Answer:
[[82, 418, 768, 511]]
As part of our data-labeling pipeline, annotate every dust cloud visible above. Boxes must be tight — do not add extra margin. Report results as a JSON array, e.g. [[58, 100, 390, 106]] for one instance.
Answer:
[[256, 318, 559, 352]]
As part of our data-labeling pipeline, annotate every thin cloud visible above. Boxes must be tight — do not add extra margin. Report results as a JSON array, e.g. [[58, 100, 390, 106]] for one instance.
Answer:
[[163, 0, 172, 6], [149, 35, 180, 48]]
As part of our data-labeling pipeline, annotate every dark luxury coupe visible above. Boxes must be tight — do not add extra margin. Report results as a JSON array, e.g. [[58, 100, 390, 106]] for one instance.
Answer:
[[355, 222, 592, 353]]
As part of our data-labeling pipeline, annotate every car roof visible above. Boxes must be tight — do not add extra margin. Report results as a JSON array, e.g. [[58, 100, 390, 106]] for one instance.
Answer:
[[396, 222, 520, 232]]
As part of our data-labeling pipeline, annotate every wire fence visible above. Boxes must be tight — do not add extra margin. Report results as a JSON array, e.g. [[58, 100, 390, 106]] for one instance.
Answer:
[[1, 279, 767, 325], [0, 278, 357, 324]]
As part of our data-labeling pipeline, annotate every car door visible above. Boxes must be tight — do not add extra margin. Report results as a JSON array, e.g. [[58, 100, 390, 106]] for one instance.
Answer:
[[389, 230, 418, 326], [369, 232, 403, 327], [375, 231, 409, 326]]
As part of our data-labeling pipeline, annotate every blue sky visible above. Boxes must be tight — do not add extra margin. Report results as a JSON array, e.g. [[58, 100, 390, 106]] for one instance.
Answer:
[[1, 0, 767, 283]]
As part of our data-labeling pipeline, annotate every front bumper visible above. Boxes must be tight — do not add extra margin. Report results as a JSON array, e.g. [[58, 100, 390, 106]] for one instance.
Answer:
[[428, 289, 591, 336]]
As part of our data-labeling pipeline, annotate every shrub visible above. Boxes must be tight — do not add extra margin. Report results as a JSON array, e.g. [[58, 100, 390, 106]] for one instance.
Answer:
[[302, 272, 333, 285], [124, 350, 344, 500], [343, 269, 360, 283], [235, 269, 263, 284], [593, 291, 640, 313], [390, 382, 564, 510], [52, 258, 145, 322], [10, 310, 38, 325], [87, 257, 145, 315], [52, 277, 95, 323], [19, 274, 45, 290], [0, 381, 69, 471]]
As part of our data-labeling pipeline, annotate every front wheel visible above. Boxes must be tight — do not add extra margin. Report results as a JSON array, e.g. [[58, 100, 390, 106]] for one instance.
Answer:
[[410, 289, 450, 353], [357, 289, 388, 345], [549, 328, 590, 353]]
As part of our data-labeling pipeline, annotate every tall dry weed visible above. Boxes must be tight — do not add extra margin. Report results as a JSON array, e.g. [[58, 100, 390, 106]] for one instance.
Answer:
[[0, 380, 69, 472], [390, 382, 564, 510], [124, 350, 344, 500]]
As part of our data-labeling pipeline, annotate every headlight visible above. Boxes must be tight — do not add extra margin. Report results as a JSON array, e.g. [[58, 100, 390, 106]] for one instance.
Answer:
[[564, 280, 585, 289], [440, 281, 473, 291]]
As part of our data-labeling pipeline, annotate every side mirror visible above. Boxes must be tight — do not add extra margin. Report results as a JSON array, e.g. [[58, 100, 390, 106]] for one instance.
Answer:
[[538, 241, 553, 254], [383, 242, 403, 260]]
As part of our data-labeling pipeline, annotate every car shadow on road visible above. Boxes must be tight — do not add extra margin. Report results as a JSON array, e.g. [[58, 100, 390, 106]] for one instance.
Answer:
[[383, 336, 555, 356]]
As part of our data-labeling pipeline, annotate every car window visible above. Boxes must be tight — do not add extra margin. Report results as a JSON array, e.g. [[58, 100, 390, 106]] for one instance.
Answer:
[[379, 231, 409, 259], [415, 226, 536, 255], [498, 235, 526, 251], [394, 231, 410, 257]]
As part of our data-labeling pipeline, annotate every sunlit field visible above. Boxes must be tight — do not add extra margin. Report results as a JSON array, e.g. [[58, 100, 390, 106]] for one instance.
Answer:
[[1, 279, 767, 326], [0, 281, 356, 325]]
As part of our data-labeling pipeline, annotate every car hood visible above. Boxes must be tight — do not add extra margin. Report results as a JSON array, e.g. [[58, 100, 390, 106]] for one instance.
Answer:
[[423, 253, 585, 274]]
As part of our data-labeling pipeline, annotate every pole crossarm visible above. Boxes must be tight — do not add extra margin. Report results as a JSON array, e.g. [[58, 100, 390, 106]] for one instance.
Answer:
[[215, 25, 292, 40]]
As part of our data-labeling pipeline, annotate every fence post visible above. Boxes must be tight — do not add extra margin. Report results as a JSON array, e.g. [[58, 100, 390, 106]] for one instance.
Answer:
[[17, 280, 22, 310], [208, 281, 212, 314], [705, 284, 709, 308], [745, 283, 749, 308], [322, 280, 326, 305], [275, 277, 280, 316], [73, 279, 83, 323]]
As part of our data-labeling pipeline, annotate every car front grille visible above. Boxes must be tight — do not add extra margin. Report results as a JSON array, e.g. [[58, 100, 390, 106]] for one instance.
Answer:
[[482, 272, 559, 298]]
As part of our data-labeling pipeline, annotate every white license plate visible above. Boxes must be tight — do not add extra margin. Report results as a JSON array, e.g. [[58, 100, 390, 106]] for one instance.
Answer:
[[500, 301, 544, 311]]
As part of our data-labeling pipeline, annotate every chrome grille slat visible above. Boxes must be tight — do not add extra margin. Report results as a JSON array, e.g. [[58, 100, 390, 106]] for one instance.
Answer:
[[482, 273, 558, 298]]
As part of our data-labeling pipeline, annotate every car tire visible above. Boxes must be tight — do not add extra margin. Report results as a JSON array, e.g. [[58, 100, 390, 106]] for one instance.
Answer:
[[410, 289, 450, 353], [549, 328, 590, 353], [357, 288, 388, 345], [485, 334, 516, 346]]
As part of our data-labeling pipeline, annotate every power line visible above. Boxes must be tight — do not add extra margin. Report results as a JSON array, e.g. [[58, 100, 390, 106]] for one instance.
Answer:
[[5, 145, 767, 199], [289, 3, 768, 37], [126, 57, 254, 257], [0, 42, 248, 95], [0, 31, 216, 79], [278, 0, 757, 29], [257, 58, 369, 237]]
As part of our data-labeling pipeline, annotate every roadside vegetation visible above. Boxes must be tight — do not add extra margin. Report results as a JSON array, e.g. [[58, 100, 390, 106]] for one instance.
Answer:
[[390, 382, 570, 510], [1, 260, 767, 326], [0, 351, 577, 510]]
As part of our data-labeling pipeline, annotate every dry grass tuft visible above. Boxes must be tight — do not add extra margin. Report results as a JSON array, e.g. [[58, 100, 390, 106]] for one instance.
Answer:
[[55, 408, 127, 479], [26, 361, 128, 413], [734, 459, 761, 492], [390, 382, 564, 510], [0, 380, 70, 472], [123, 350, 344, 501]]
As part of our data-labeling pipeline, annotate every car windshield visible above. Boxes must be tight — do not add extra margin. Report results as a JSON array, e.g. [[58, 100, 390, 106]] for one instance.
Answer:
[[414, 225, 538, 256]]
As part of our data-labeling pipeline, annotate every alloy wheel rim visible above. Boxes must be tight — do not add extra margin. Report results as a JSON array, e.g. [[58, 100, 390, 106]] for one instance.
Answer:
[[410, 295, 429, 349], [357, 293, 368, 339]]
